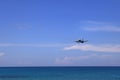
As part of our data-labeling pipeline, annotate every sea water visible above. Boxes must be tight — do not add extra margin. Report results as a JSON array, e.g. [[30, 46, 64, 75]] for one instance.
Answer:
[[0, 67, 120, 80]]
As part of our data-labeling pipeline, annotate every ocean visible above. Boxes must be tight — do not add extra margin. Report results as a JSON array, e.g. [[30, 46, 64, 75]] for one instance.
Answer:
[[0, 67, 120, 80]]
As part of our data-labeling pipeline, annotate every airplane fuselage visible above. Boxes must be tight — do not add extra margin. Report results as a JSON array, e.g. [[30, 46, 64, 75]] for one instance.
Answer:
[[75, 40, 87, 43]]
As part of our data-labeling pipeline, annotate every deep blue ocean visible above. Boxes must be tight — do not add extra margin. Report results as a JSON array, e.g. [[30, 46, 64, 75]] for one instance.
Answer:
[[0, 67, 120, 80]]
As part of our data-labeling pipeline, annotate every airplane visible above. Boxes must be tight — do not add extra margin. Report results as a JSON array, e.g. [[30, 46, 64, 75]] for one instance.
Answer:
[[75, 39, 88, 43]]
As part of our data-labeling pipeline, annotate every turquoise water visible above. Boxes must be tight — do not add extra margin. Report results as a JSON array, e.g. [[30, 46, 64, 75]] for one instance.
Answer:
[[0, 67, 120, 80]]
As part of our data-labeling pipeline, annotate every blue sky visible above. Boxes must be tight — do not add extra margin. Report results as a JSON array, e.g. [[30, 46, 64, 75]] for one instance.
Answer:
[[0, 0, 120, 66]]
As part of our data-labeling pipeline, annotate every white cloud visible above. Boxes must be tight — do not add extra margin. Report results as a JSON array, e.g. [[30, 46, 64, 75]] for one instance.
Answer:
[[81, 21, 120, 32], [55, 57, 72, 64], [81, 20, 106, 24], [0, 43, 69, 47], [84, 26, 120, 32], [55, 54, 111, 64], [16, 24, 32, 30], [64, 44, 120, 53], [73, 54, 110, 60], [0, 52, 5, 57]]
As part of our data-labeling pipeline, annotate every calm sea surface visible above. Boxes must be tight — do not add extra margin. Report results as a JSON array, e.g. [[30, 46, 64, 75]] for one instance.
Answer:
[[0, 67, 120, 80]]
